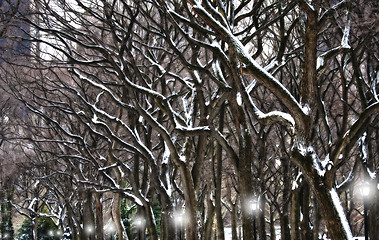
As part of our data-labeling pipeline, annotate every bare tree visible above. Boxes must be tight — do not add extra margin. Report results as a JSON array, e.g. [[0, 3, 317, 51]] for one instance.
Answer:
[[0, 0, 377, 240]]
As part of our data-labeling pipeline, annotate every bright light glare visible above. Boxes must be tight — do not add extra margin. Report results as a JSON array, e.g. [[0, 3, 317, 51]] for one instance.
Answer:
[[86, 226, 93, 233], [134, 217, 145, 229], [48, 230, 55, 236], [105, 222, 116, 233], [174, 211, 186, 226], [251, 202, 258, 211], [176, 215, 183, 223], [361, 186, 370, 197], [360, 182, 371, 198]]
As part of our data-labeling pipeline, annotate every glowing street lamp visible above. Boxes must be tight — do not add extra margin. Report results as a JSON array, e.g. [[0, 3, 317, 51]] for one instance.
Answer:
[[174, 211, 185, 240], [104, 221, 116, 240], [48, 230, 55, 237], [84, 225, 94, 240], [250, 199, 258, 240], [360, 182, 371, 240], [134, 217, 145, 240]]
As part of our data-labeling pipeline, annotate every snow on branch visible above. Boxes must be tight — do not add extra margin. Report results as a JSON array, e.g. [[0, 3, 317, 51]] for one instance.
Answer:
[[256, 110, 295, 134], [190, 0, 305, 121], [330, 189, 354, 239], [317, 15, 351, 70], [331, 102, 379, 165]]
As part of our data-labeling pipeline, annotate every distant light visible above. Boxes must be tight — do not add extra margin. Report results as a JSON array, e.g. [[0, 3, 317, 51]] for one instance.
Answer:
[[48, 230, 55, 236], [174, 211, 185, 226], [251, 200, 258, 212], [360, 182, 371, 198], [56, 230, 62, 236], [104, 221, 116, 234], [86, 225, 93, 234], [134, 217, 145, 229], [176, 215, 183, 223]]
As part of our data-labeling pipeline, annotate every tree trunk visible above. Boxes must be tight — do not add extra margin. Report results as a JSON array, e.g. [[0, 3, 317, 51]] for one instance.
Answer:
[[281, 158, 291, 240], [94, 193, 104, 240], [291, 187, 300, 240], [270, 204, 276, 240], [82, 189, 95, 240], [231, 202, 238, 240], [313, 200, 321, 240], [227, 179, 238, 240], [280, 213, 291, 240], [203, 192, 215, 240], [312, 185, 352, 240], [238, 135, 254, 240], [293, 152, 353, 239], [300, 184, 312, 240], [215, 103, 225, 240], [112, 192, 126, 240], [258, 196, 266, 240]]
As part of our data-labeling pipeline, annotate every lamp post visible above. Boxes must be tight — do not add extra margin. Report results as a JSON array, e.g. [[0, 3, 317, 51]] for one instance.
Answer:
[[251, 199, 258, 240], [175, 213, 184, 240], [360, 182, 370, 240], [135, 217, 145, 240]]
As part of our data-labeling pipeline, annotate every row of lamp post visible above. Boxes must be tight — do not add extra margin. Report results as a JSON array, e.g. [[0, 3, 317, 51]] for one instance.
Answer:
[[42, 182, 375, 240]]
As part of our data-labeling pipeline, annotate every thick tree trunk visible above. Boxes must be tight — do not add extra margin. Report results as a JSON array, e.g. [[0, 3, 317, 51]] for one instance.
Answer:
[[313, 200, 321, 240], [227, 180, 238, 240], [280, 213, 291, 240], [281, 158, 291, 240], [269, 205, 276, 240], [300, 184, 312, 240], [291, 187, 301, 240], [82, 189, 95, 240], [215, 103, 225, 240], [111, 192, 126, 240], [313, 185, 352, 239], [292, 151, 353, 239], [159, 197, 175, 240], [231, 202, 238, 240], [238, 135, 254, 240], [258, 196, 266, 240], [203, 192, 215, 240], [94, 193, 104, 240]]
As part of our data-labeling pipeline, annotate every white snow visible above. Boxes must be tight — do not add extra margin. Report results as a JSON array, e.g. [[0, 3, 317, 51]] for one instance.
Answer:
[[359, 132, 367, 162], [292, 171, 303, 190], [236, 92, 242, 106], [330, 188, 353, 240], [317, 56, 324, 69], [162, 143, 170, 165], [264, 60, 278, 72], [341, 19, 351, 49]]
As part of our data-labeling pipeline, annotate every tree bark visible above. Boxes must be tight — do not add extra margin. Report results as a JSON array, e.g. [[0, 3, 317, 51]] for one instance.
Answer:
[[291, 187, 301, 240], [300, 184, 312, 240], [112, 192, 126, 240], [94, 193, 104, 240], [215, 103, 225, 240]]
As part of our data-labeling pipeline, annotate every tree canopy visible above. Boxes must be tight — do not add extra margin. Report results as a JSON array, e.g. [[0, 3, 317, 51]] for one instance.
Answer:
[[0, 0, 378, 239]]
